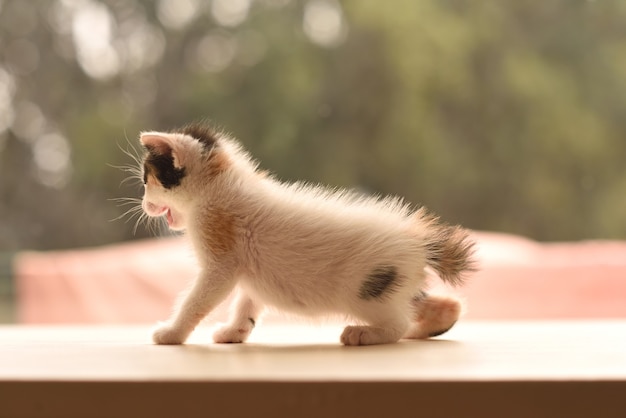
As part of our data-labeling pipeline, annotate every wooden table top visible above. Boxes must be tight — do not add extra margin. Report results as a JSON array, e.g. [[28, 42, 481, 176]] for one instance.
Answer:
[[1, 320, 625, 418]]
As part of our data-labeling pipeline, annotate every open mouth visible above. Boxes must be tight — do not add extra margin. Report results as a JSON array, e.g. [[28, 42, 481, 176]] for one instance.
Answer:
[[157, 207, 175, 228], [156, 207, 174, 227], [166, 209, 174, 227]]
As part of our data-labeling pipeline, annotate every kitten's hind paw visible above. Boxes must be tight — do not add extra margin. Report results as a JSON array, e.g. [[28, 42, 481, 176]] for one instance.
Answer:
[[152, 323, 187, 345], [404, 294, 462, 339], [212, 323, 253, 344]]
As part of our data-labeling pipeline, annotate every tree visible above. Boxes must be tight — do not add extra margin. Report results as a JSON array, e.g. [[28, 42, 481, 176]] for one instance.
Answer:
[[1, 0, 625, 251]]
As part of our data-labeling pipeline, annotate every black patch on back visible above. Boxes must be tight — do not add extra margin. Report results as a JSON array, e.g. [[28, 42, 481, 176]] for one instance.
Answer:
[[359, 265, 399, 300], [174, 121, 219, 151], [143, 146, 186, 189]]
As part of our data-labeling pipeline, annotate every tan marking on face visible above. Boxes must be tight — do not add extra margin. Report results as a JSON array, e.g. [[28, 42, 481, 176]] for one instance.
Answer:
[[145, 173, 160, 187], [202, 208, 236, 256]]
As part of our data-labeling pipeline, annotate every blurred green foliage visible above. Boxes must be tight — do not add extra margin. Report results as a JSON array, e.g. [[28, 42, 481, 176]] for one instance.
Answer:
[[0, 0, 625, 250]]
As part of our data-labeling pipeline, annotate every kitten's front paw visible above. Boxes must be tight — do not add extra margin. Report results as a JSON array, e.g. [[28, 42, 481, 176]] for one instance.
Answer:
[[152, 323, 187, 345], [340, 325, 401, 346], [341, 325, 371, 346], [212, 324, 252, 344]]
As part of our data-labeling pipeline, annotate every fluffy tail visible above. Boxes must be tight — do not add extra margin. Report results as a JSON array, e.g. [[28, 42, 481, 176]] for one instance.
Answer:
[[415, 208, 477, 286]]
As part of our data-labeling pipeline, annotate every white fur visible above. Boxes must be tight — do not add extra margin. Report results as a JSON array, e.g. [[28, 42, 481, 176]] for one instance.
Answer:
[[140, 129, 469, 346]]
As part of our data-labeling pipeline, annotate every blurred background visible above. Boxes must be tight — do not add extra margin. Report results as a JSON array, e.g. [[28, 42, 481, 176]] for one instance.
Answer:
[[1, 0, 626, 323]]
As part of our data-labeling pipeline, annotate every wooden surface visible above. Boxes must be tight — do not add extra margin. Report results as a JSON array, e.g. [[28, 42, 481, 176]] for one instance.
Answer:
[[1, 321, 625, 418]]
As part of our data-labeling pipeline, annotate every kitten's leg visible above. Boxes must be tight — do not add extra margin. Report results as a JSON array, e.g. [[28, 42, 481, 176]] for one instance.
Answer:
[[213, 289, 264, 344], [403, 291, 462, 339], [340, 306, 410, 346], [341, 265, 412, 346], [153, 267, 236, 345]]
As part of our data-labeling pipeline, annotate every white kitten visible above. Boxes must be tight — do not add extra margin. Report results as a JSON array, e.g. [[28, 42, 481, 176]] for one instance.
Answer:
[[138, 122, 476, 346]]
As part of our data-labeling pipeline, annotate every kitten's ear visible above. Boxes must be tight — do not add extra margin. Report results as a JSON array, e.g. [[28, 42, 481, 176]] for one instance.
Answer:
[[140, 133, 172, 155], [140, 132, 186, 168]]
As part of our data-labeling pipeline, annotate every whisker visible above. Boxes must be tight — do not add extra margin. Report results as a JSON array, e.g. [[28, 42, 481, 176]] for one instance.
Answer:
[[116, 202, 141, 208], [133, 212, 152, 235], [110, 132, 169, 236], [107, 163, 139, 173], [108, 200, 143, 210], [108, 163, 143, 184], [116, 137, 143, 166], [123, 130, 143, 163], [120, 177, 143, 187], [109, 197, 142, 205], [110, 135, 146, 188], [110, 205, 144, 223], [148, 217, 160, 237]]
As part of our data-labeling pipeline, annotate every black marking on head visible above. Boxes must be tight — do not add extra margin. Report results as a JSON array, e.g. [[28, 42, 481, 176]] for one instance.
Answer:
[[143, 145, 186, 189], [358, 265, 399, 301], [248, 317, 256, 328], [174, 121, 220, 151], [428, 324, 455, 338]]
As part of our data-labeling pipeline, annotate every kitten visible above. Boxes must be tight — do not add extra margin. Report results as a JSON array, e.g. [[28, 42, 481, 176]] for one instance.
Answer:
[[138, 122, 476, 346]]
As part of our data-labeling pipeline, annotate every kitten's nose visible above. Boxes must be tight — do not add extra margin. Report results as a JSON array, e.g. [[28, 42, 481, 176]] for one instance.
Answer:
[[143, 201, 162, 215]]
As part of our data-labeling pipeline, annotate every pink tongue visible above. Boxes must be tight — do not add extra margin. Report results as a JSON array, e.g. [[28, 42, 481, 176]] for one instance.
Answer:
[[166, 209, 173, 226]]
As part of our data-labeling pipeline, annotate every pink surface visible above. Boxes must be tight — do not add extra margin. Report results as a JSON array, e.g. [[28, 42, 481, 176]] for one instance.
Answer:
[[464, 232, 626, 319], [15, 233, 626, 323]]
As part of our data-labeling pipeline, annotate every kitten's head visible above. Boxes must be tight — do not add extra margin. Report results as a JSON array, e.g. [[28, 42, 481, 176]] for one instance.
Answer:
[[139, 122, 229, 231]]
